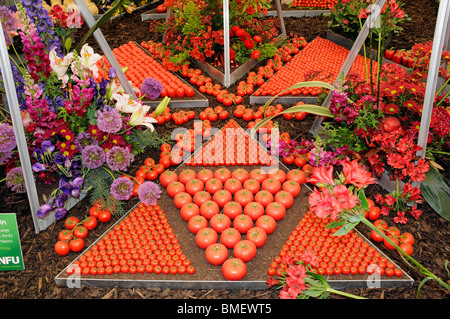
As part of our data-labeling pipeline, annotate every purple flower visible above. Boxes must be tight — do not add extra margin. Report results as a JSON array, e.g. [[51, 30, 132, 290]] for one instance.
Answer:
[[81, 144, 106, 169], [6, 167, 26, 193], [54, 207, 68, 220], [32, 162, 46, 172], [0, 123, 17, 152], [110, 177, 134, 201], [41, 140, 55, 154], [36, 204, 52, 218], [0, 150, 14, 165], [138, 181, 161, 206], [141, 77, 163, 100], [74, 132, 98, 151], [106, 146, 134, 172], [96, 108, 122, 133]]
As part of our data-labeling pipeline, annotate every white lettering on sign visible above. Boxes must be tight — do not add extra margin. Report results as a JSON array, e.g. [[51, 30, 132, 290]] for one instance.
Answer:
[[0, 256, 20, 265], [0, 220, 7, 226]]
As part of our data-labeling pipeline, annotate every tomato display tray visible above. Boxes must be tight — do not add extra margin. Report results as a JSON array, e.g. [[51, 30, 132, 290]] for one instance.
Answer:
[[54, 120, 413, 290], [249, 94, 319, 105]]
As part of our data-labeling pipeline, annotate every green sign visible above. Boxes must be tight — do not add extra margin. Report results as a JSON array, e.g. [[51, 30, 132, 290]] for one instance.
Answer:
[[0, 213, 24, 271]]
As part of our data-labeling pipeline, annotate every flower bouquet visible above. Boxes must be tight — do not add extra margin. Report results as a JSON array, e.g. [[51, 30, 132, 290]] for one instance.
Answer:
[[0, 0, 167, 222]]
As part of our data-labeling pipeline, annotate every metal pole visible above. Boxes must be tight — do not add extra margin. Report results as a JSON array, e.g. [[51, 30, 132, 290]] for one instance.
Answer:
[[74, 0, 137, 99], [309, 0, 386, 136], [0, 22, 42, 233], [223, 0, 231, 87], [416, 0, 450, 159]]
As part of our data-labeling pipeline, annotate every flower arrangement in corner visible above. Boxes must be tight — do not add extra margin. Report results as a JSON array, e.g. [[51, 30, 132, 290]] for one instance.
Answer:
[[0, 0, 168, 220]]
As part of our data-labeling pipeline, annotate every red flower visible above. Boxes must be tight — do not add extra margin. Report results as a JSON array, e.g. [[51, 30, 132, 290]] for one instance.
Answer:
[[342, 158, 376, 189], [393, 211, 408, 224], [308, 165, 335, 186]]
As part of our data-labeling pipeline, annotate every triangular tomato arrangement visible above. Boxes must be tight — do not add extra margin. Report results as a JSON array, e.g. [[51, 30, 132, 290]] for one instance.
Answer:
[[65, 202, 195, 276], [267, 208, 405, 279], [185, 119, 274, 167], [162, 164, 305, 281]]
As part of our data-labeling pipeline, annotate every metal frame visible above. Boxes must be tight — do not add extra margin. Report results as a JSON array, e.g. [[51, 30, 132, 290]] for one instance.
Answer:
[[309, 0, 387, 136]]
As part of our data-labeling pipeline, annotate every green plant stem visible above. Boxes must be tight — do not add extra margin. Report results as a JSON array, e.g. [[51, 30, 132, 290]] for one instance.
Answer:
[[360, 216, 450, 291], [326, 287, 367, 299], [359, 18, 369, 84]]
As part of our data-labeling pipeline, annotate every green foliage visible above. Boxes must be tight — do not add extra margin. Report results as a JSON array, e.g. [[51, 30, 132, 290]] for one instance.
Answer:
[[420, 165, 450, 222], [129, 128, 171, 154], [322, 122, 367, 153]]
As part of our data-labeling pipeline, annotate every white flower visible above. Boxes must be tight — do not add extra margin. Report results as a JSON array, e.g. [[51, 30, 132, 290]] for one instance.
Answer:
[[79, 44, 102, 78], [49, 48, 73, 82], [112, 93, 141, 113], [129, 103, 157, 132]]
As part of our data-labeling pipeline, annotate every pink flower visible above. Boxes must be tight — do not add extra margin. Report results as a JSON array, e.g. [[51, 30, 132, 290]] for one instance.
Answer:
[[342, 158, 376, 189], [313, 188, 343, 220], [393, 211, 408, 224], [308, 165, 335, 186], [333, 185, 357, 210], [299, 249, 319, 268]]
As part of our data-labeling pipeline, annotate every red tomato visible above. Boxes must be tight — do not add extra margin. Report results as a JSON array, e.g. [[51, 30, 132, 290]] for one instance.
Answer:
[[188, 215, 208, 234], [232, 168, 250, 183], [185, 179, 205, 196], [73, 225, 88, 239], [65, 216, 79, 230], [267, 169, 287, 184], [180, 202, 200, 221], [222, 201, 243, 220], [214, 168, 232, 183], [254, 190, 274, 207], [166, 181, 185, 198], [274, 191, 294, 209], [222, 258, 247, 281], [368, 206, 381, 221], [255, 215, 277, 235], [220, 227, 242, 249], [196, 169, 214, 183], [97, 210, 112, 223], [246, 227, 267, 248], [249, 168, 267, 184], [261, 178, 282, 195], [234, 189, 254, 208], [58, 229, 73, 242], [82, 216, 97, 230], [179, 169, 196, 185], [205, 178, 223, 195], [243, 202, 265, 221], [399, 232, 415, 246], [200, 200, 220, 220], [286, 169, 307, 185], [195, 227, 218, 249], [213, 189, 233, 208], [370, 230, 384, 243], [242, 179, 260, 195], [233, 214, 254, 234], [209, 214, 232, 234], [265, 202, 286, 221], [159, 170, 178, 188], [55, 241, 71, 256], [224, 178, 242, 195], [205, 243, 229, 266], [193, 191, 212, 207], [233, 240, 257, 262], [174, 192, 192, 209], [282, 180, 301, 197], [398, 243, 413, 256], [69, 238, 85, 252]]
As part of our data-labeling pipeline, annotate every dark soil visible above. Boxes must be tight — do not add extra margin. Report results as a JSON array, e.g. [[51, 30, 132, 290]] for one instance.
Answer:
[[0, 0, 449, 302]]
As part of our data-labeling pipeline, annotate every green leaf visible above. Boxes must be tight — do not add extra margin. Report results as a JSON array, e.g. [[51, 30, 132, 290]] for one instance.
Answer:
[[358, 189, 369, 211], [75, 0, 126, 53], [333, 222, 357, 237], [251, 104, 333, 138], [417, 277, 433, 299], [420, 165, 450, 222], [326, 220, 347, 229], [65, 37, 72, 52]]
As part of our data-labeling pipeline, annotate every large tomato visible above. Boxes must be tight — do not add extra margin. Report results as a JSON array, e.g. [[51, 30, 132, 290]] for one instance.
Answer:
[[69, 238, 85, 252], [243, 202, 264, 221], [213, 189, 233, 208], [282, 180, 301, 198], [82, 216, 97, 230], [267, 169, 286, 184], [246, 227, 267, 248], [234, 189, 254, 208], [255, 215, 277, 235], [174, 192, 192, 209], [205, 243, 229, 266], [220, 227, 242, 249], [55, 241, 71, 256], [179, 169, 197, 185], [214, 168, 232, 183], [224, 178, 242, 195], [166, 181, 186, 198], [286, 169, 307, 185], [193, 191, 212, 207], [242, 179, 260, 195], [274, 191, 294, 209], [222, 258, 247, 281], [200, 200, 220, 220], [180, 202, 200, 221], [233, 214, 254, 234], [223, 201, 243, 220], [233, 240, 257, 262], [185, 179, 205, 196], [209, 214, 232, 234], [265, 202, 286, 221], [261, 178, 282, 195], [254, 190, 274, 207], [205, 178, 223, 194], [231, 168, 250, 183], [159, 170, 178, 188], [249, 168, 267, 184], [197, 168, 214, 183], [188, 215, 208, 234], [195, 227, 218, 249]]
